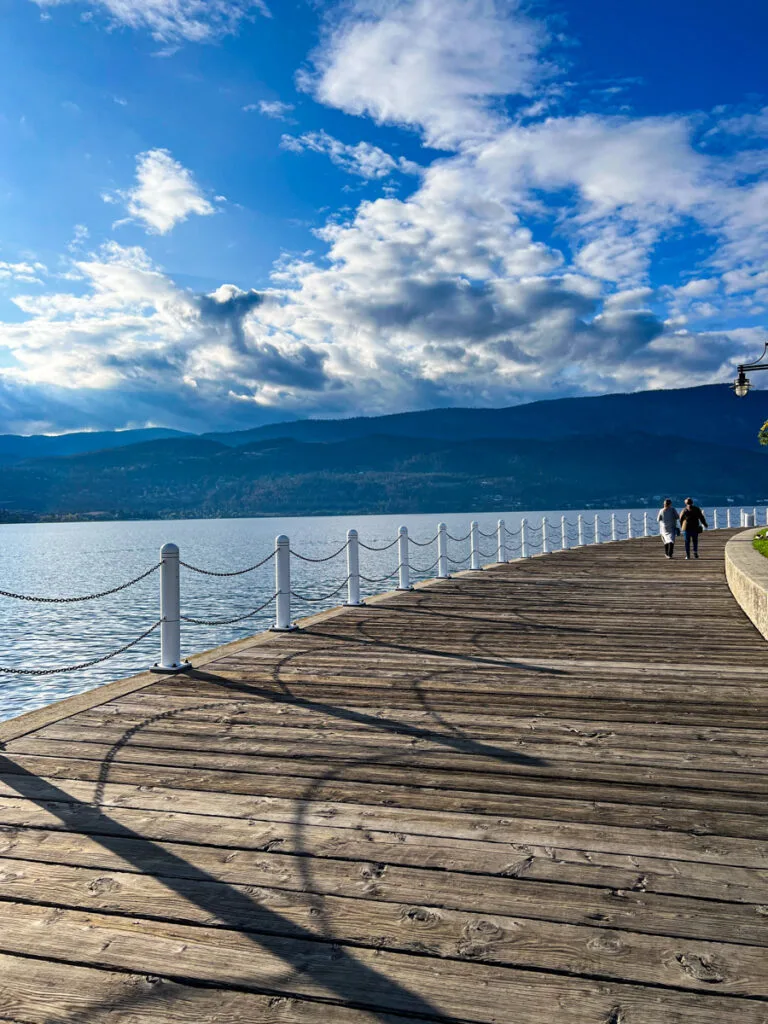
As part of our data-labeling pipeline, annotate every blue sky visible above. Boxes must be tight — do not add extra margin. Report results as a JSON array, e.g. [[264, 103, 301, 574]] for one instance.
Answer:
[[0, 0, 766, 434]]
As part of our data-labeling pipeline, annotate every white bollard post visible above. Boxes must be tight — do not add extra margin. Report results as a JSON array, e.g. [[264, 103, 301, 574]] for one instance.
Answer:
[[611, 513, 617, 543], [542, 516, 549, 554], [345, 529, 362, 606], [577, 514, 584, 547], [273, 534, 295, 631], [561, 515, 568, 550], [497, 520, 506, 563], [627, 512, 633, 540], [152, 543, 189, 672], [727, 507, 732, 528], [594, 513, 600, 544], [643, 511, 649, 537], [713, 508, 719, 530], [754, 507, 758, 524], [397, 526, 411, 590], [520, 518, 528, 559], [470, 521, 481, 570], [437, 522, 449, 578]]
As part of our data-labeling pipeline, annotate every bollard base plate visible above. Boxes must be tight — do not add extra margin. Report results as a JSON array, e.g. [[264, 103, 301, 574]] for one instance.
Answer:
[[396, 586, 415, 591], [150, 661, 192, 675], [270, 624, 299, 632], [344, 600, 366, 606]]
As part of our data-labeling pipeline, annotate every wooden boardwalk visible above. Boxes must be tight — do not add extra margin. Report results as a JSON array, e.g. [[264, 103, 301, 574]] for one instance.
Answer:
[[1, 531, 768, 1023]]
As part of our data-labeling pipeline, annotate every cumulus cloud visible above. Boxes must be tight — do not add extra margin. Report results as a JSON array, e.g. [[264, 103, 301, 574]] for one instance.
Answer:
[[104, 149, 216, 234], [300, 0, 550, 149], [281, 130, 421, 179], [0, 261, 47, 285], [5, 0, 768, 433], [245, 99, 295, 121], [30, 0, 270, 43]]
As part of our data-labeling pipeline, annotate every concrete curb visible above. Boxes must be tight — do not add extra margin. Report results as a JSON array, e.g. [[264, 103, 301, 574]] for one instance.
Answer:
[[725, 527, 768, 641]]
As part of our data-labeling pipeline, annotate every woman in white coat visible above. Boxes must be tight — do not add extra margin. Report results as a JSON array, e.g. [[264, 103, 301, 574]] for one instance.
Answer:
[[657, 498, 680, 559]]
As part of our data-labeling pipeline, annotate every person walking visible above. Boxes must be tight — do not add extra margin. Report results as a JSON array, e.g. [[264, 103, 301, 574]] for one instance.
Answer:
[[679, 497, 708, 559], [657, 498, 679, 558]]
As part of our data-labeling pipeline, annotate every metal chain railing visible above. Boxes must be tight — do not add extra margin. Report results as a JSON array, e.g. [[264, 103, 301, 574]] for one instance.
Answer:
[[291, 577, 352, 604], [2, 511, 675, 683], [408, 533, 439, 547], [0, 563, 160, 604], [0, 620, 161, 676], [446, 552, 472, 566], [289, 541, 350, 563], [476, 527, 497, 539], [407, 557, 441, 574], [359, 537, 400, 552], [360, 567, 401, 584], [181, 593, 278, 627], [180, 551, 275, 577]]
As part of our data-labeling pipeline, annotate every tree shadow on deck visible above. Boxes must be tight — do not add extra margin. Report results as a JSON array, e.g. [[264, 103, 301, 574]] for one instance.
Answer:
[[0, 632, 554, 1023], [0, 754, 451, 1024], [185, 669, 548, 767]]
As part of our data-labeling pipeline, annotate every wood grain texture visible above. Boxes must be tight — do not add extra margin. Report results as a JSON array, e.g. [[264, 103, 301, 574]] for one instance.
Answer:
[[2, 531, 768, 1022]]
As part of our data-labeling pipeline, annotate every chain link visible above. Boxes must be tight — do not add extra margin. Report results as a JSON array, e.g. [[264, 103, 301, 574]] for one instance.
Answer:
[[0, 620, 162, 676], [289, 541, 350, 563], [476, 527, 497, 539], [407, 557, 440, 574], [358, 537, 400, 552], [359, 567, 401, 584], [180, 551, 275, 577], [408, 533, 438, 547], [0, 563, 160, 604], [446, 552, 472, 566], [477, 547, 497, 560], [291, 576, 352, 603], [445, 531, 471, 543], [181, 593, 278, 626]]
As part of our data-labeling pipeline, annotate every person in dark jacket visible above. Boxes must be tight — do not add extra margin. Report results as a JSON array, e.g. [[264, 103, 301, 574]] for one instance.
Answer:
[[679, 497, 708, 559]]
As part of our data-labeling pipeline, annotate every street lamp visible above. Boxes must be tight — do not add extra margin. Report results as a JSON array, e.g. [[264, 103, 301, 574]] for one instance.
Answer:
[[732, 341, 768, 397]]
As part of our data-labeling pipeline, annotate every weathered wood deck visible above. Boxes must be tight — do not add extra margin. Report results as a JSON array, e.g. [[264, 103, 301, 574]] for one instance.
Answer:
[[1, 531, 767, 1023]]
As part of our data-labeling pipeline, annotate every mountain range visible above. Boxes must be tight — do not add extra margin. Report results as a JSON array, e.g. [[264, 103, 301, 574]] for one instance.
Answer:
[[1, 384, 766, 521]]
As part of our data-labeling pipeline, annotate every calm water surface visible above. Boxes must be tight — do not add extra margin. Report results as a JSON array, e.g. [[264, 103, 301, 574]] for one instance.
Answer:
[[0, 506, 659, 721]]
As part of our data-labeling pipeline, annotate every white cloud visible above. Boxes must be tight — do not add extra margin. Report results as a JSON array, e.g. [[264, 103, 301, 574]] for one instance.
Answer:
[[244, 99, 295, 121], [0, 261, 47, 285], [300, 0, 550, 149], [30, 0, 270, 42], [5, 1, 768, 433], [104, 149, 217, 235], [281, 130, 421, 179]]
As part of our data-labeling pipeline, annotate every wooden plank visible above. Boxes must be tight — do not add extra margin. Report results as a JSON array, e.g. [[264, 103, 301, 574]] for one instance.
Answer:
[[3, 819, 768, 904], [3, 776, 768, 869], [0, 951, 421, 1024], [2, 902, 768, 1022], [3, 758, 768, 840], [7, 740, 768, 817], [0, 847, 767, 948], [7, 891, 768, 1000]]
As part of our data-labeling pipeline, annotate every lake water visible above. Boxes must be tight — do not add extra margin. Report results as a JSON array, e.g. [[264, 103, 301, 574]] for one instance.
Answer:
[[0, 504, 735, 721]]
